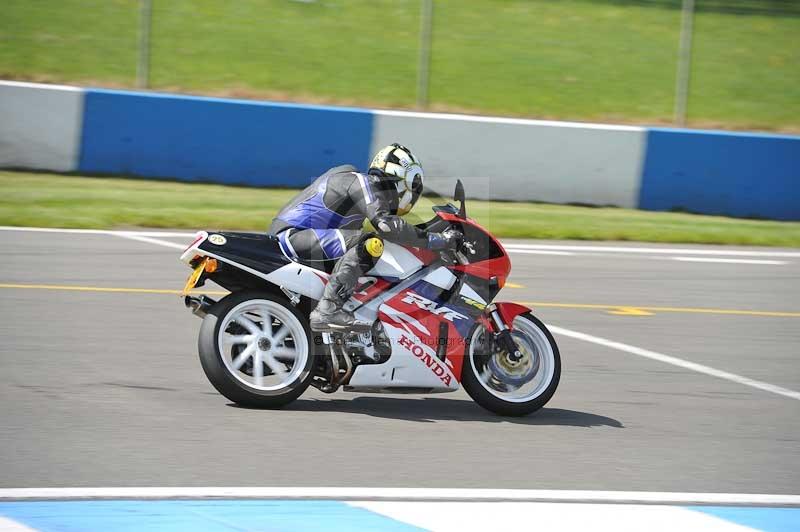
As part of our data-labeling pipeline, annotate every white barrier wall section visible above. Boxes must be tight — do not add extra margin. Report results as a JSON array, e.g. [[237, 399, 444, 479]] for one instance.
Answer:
[[371, 110, 647, 208], [0, 81, 84, 172]]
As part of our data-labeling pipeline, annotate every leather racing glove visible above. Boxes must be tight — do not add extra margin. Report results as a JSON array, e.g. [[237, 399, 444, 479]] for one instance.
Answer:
[[427, 228, 464, 251]]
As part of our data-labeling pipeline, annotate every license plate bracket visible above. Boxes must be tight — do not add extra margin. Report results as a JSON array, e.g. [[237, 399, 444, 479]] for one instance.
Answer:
[[182, 258, 208, 296]]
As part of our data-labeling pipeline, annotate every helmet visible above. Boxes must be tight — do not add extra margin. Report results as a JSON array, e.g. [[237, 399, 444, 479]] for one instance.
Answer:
[[369, 143, 424, 216]]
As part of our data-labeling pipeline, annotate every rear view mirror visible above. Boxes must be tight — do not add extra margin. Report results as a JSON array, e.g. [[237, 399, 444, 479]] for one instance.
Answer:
[[454, 180, 466, 219], [454, 180, 465, 203]]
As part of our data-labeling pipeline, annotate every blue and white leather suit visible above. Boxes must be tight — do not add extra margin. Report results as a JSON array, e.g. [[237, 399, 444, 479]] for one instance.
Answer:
[[269, 164, 434, 268]]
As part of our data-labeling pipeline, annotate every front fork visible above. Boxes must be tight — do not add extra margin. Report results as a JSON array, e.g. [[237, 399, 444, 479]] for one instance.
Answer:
[[486, 304, 523, 362]]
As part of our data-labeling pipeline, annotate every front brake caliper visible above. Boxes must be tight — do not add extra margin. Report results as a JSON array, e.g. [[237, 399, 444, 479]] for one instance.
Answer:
[[495, 329, 523, 363]]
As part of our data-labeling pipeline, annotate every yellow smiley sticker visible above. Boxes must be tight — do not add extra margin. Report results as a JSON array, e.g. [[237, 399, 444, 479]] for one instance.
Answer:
[[364, 237, 384, 258]]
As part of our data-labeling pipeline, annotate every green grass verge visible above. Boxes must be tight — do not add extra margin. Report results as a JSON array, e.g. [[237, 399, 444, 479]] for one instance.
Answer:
[[1, 0, 798, 130], [2, 172, 798, 247]]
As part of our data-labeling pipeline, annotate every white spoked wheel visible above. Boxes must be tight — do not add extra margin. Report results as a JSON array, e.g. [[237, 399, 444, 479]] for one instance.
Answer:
[[462, 312, 560, 416], [198, 291, 314, 407], [218, 299, 308, 392]]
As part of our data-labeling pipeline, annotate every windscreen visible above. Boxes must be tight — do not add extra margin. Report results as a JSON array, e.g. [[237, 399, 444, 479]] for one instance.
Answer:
[[401, 176, 492, 228]]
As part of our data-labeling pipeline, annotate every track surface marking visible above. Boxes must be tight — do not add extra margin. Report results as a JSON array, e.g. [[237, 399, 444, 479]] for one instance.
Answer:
[[2, 284, 797, 318], [1, 228, 798, 493], [672, 257, 787, 265], [1, 487, 798, 505], [549, 326, 800, 402]]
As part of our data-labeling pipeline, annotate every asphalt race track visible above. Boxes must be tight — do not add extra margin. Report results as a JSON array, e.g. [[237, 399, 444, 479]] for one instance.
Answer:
[[1, 227, 798, 494]]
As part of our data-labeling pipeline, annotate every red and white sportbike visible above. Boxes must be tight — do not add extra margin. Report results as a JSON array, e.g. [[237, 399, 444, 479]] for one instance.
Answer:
[[180, 182, 560, 416]]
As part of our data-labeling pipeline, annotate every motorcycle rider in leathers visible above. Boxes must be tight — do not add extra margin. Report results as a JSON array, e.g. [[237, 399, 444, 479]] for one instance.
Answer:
[[269, 143, 462, 332]]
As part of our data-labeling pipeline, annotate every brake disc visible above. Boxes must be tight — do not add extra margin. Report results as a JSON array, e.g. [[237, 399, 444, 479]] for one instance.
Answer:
[[487, 331, 540, 387]]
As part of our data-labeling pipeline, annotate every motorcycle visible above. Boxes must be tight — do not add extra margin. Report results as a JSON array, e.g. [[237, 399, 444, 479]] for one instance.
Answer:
[[179, 181, 560, 416]]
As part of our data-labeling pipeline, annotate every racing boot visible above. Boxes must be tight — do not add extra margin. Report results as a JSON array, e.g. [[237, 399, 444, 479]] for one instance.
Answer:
[[309, 297, 370, 333], [309, 240, 380, 333]]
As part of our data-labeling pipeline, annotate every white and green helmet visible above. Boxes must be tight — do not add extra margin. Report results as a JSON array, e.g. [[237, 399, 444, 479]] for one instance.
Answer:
[[369, 143, 424, 215]]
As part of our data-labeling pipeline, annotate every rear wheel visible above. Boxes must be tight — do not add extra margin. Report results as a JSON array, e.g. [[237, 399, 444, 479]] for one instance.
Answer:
[[462, 313, 560, 416], [198, 290, 314, 408]]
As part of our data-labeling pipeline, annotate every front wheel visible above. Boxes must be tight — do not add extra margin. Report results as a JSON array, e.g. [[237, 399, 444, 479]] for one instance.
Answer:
[[462, 313, 560, 416], [198, 290, 314, 408]]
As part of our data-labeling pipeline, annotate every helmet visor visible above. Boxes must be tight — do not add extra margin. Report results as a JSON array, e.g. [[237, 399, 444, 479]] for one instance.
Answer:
[[396, 171, 423, 215]]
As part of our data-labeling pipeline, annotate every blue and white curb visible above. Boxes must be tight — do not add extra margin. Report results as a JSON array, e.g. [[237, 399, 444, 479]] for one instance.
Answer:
[[1, 488, 798, 532], [1, 80, 799, 220], [0, 501, 425, 532]]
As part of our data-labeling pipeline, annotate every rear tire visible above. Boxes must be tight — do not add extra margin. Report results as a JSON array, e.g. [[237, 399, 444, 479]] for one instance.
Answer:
[[198, 290, 314, 408], [462, 313, 560, 416]]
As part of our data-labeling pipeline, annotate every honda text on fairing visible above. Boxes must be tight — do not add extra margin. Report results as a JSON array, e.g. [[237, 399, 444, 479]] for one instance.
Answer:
[[179, 181, 560, 416]]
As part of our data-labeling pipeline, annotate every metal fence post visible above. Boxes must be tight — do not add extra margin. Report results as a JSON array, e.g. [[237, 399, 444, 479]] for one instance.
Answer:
[[673, 0, 695, 126], [137, 0, 152, 89], [416, 0, 434, 108]]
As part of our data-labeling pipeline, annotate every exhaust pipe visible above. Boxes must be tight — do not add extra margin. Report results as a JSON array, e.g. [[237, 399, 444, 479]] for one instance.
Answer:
[[184, 295, 217, 318]]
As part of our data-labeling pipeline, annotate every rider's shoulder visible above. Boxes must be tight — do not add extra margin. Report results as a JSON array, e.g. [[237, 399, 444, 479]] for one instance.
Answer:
[[323, 164, 358, 177]]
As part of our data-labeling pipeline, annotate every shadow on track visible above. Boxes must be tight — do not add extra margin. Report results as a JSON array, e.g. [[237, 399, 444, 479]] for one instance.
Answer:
[[230, 396, 624, 428]]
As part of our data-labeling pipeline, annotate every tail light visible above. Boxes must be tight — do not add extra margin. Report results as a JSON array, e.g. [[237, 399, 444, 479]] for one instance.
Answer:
[[183, 232, 205, 253]]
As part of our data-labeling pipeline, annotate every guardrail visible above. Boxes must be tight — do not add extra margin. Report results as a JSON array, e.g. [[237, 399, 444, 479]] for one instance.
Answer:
[[1, 81, 798, 220]]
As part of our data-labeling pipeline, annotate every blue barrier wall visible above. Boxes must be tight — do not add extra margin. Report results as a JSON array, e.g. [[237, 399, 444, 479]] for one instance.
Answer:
[[4, 81, 799, 221], [78, 89, 374, 187], [639, 128, 800, 220]]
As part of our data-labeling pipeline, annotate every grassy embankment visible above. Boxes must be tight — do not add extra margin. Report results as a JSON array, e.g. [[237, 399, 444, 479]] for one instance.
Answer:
[[1, 0, 798, 130], [1, 172, 798, 247]]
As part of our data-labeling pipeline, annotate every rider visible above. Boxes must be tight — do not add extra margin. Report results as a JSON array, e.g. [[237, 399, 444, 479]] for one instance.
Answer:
[[269, 143, 462, 332]]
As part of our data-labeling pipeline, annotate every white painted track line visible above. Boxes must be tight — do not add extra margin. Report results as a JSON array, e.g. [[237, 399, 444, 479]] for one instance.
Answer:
[[0, 226, 195, 238], [549, 325, 800, 401], [3, 224, 798, 400], [506, 249, 575, 256], [2, 226, 798, 258], [0, 488, 798, 506], [112, 231, 194, 238], [672, 257, 787, 265], [504, 243, 800, 258], [113, 233, 186, 250], [0, 517, 37, 532], [353, 502, 758, 532], [0, 226, 800, 264], [0, 226, 193, 249], [0, 226, 118, 235]]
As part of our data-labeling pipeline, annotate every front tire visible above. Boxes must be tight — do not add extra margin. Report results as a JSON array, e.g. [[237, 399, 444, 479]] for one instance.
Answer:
[[462, 313, 560, 416], [198, 290, 314, 408]]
